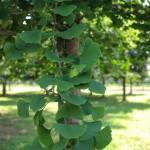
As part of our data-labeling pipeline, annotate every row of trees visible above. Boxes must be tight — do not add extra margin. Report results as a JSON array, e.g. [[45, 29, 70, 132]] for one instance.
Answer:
[[1, 1, 150, 99]]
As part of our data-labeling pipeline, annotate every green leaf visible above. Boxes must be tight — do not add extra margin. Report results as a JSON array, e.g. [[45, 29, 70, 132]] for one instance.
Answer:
[[30, 95, 47, 112], [92, 107, 104, 121], [56, 103, 83, 120], [81, 101, 93, 116], [4, 42, 23, 60], [37, 125, 53, 148], [54, 123, 87, 138], [95, 126, 112, 150], [69, 64, 86, 78], [89, 80, 106, 94], [16, 34, 41, 53], [23, 137, 45, 150], [72, 138, 95, 150], [19, 30, 42, 44], [80, 121, 102, 140], [33, 0, 47, 13], [34, 111, 45, 126], [64, 13, 75, 26], [52, 4, 77, 16], [0, 8, 10, 19], [35, 75, 56, 89], [42, 32, 56, 41], [79, 38, 101, 71], [57, 79, 74, 91], [45, 49, 60, 61], [70, 71, 92, 85], [17, 99, 29, 118], [15, 33, 26, 49], [74, 83, 89, 90], [38, 15, 47, 26], [22, 43, 41, 53], [58, 23, 86, 39], [52, 138, 68, 150], [45, 49, 73, 62], [60, 92, 86, 106]]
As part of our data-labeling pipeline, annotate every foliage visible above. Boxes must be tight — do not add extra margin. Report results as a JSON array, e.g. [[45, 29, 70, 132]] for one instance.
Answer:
[[1, 0, 112, 149], [1, 0, 150, 148]]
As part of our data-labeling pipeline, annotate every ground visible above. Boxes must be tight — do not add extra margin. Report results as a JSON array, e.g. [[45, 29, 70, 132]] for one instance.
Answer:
[[0, 83, 150, 150]]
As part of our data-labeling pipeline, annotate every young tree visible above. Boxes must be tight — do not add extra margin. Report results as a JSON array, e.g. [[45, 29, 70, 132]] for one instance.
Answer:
[[1, 0, 112, 149]]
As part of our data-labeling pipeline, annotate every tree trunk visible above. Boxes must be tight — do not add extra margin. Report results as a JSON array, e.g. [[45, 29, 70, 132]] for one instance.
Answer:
[[122, 76, 126, 101], [129, 79, 133, 95], [55, 14, 82, 148], [102, 75, 105, 98], [2, 77, 7, 96]]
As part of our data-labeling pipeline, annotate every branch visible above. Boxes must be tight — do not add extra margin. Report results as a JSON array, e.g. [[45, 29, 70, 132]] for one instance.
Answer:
[[0, 30, 16, 36], [11, 9, 33, 15]]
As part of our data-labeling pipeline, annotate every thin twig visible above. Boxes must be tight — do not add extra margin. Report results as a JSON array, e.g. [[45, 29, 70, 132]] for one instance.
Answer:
[[52, 2, 63, 75]]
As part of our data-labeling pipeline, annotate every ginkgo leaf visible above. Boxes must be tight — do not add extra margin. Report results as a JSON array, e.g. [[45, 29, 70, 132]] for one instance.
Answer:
[[52, 4, 77, 16], [58, 23, 86, 39]]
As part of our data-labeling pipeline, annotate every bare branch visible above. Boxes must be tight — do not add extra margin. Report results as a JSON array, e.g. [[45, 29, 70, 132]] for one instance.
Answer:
[[11, 9, 33, 15], [0, 30, 16, 36]]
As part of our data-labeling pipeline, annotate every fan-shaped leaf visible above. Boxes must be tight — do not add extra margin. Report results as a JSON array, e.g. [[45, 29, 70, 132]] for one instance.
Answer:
[[79, 38, 101, 71], [89, 80, 106, 94], [58, 23, 86, 39], [80, 121, 102, 140], [30, 95, 47, 112], [52, 4, 77, 16], [57, 79, 74, 91], [37, 125, 53, 148], [45, 49, 73, 62], [72, 138, 95, 150], [17, 99, 29, 118], [60, 92, 86, 106], [56, 103, 83, 120], [69, 64, 86, 77], [35, 75, 56, 89], [4, 42, 22, 60], [34, 111, 45, 126], [91, 107, 104, 121], [95, 126, 112, 150], [69, 71, 92, 85], [52, 138, 68, 150], [19, 30, 42, 44], [32, 0, 46, 13], [54, 123, 87, 138]]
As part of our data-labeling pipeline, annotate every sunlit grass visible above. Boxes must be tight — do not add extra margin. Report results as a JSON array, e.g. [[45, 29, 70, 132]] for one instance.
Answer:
[[0, 84, 150, 150]]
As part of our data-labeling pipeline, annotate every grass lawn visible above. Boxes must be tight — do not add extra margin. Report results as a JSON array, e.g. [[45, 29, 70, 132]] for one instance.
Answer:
[[0, 84, 150, 150]]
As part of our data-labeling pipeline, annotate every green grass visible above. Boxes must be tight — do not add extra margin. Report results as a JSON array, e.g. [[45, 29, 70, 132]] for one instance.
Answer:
[[87, 94, 150, 150], [0, 86, 150, 150]]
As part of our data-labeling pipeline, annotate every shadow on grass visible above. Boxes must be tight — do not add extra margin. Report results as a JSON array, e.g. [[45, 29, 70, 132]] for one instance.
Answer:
[[0, 107, 55, 150], [84, 94, 150, 130], [0, 91, 41, 106], [0, 100, 16, 106], [85, 94, 150, 113]]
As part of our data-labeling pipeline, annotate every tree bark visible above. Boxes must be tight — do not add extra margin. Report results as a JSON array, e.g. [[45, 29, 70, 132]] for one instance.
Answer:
[[102, 75, 105, 98], [58, 37, 80, 125], [2, 77, 7, 96], [129, 79, 133, 95], [122, 76, 126, 101]]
